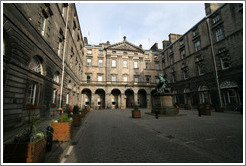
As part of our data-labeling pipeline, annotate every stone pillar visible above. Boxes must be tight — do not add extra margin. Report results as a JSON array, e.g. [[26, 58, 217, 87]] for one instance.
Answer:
[[147, 93, 151, 109], [129, 56, 133, 82], [121, 93, 126, 109], [91, 93, 96, 110], [134, 92, 138, 106], [80, 93, 84, 109], [105, 93, 111, 109]]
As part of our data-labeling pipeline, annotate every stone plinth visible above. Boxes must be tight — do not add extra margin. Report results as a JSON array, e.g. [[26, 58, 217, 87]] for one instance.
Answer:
[[152, 94, 177, 116]]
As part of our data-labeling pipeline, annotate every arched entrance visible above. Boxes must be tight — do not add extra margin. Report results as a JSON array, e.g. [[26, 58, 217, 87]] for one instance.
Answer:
[[198, 85, 211, 104], [125, 89, 134, 108], [138, 89, 147, 108], [111, 89, 121, 109], [95, 89, 105, 109], [82, 89, 91, 107], [184, 88, 192, 109], [220, 81, 240, 106]]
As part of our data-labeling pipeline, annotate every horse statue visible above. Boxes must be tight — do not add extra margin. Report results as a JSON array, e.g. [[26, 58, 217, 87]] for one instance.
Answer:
[[156, 74, 168, 94]]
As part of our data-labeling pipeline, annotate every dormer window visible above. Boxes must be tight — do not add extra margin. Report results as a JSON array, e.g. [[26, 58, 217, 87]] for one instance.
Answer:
[[193, 28, 199, 37], [179, 39, 184, 46], [212, 14, 221, 24]]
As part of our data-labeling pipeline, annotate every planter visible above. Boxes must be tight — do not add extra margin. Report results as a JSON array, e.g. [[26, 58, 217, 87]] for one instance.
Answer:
[[199, 104, 211, 115], [132, 110, 141, 118], [26, 105, 38, 109], [51, 122, 71, 142], [72, 114, 81, 127], [50, 104, 57, 108], [3, 138, 46, 163], [215, 107, 224, 112]]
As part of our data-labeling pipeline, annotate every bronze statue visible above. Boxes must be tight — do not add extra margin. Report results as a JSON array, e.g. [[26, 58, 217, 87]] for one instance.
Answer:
[[157, 74, 168, 94]]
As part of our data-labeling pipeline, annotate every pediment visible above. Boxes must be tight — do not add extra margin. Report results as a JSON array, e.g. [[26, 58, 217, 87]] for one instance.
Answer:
[[107, 41, 144, 53]]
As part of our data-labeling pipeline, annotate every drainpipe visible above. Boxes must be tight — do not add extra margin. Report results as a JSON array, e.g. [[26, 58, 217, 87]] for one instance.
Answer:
[[59, 4, 70, 114], [206, 17, 223, 107]]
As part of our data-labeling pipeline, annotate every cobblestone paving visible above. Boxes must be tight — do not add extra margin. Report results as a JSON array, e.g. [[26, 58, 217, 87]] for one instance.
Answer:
[[64, 109, 243, 163]]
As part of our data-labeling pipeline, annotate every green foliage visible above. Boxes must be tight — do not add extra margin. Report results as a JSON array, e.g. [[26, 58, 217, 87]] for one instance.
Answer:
[[58, 114, 72, 122], [73, 105, 79, 115]]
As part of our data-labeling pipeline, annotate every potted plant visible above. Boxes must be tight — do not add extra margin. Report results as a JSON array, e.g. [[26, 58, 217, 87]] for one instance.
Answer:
[[3, 117, 46, 163], [51, 115, 72, 142], [174, 103, 179, 113], [72, 105, 81, 127], [132, 104, 141, 118], [199, 103, 211, 115]]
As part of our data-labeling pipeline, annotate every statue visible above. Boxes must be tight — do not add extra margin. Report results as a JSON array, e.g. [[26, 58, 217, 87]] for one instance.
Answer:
[[156, 74, 168, 94]]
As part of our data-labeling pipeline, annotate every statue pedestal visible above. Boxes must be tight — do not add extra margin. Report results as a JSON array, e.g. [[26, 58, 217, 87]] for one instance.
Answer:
[[152, 93, 178, 116]]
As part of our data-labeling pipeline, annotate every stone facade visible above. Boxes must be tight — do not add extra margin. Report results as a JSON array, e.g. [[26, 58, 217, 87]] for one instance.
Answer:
[[82, 37, 163, 110], [3, 3, 84, 131], [162, 3, 243, 110]]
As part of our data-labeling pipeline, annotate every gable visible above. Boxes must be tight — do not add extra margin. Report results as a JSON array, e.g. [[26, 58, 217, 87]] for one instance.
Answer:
[[107, 41, 144, 53]]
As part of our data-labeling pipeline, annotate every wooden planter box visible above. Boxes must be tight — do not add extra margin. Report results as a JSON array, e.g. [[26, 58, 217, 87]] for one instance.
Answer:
[[215, 107, 224, 112], [26, 105, 38, 109], [72, 114, 81, 127], [199, 104, 211, 115], [132, 110, 141, 118], [51, 122, 71, 142], [3, 138, 46, 163]]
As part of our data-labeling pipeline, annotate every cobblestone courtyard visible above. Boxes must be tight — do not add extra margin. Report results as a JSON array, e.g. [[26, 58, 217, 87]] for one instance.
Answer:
[[63, 109, 243, 163]]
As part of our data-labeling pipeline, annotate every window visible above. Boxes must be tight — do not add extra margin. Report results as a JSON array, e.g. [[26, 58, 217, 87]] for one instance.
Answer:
[[29, 56, 43, 75], [123, 52, 127, 55], [52, 89, 57, 104], [155, 77, 159, 84], [66, 93, 69, 105], [145, 54, 149, 59], [87, 59, 92, 66], [134, 53, 138, 55], [87, 49, 92, 55], [146, 62, 150, 69], [155, 62, 159, 70], [220, 57, 230, 70], [40, 14, 46, 36], [112, 75, 117, 82], [146, 76, 151, 83], [183, 70, 188, 80], [58, 40, 63, 58], [134, 61, 138, 69], [87, 75, 91, 83], [99, 50, 103, 55], [53, 71, 60, 83], [198, 64, 204, 75], [215, 28, 224, 41], [134, 76, 139, 82], [154, 55, 158, 60], [193, 28, 199, 37], [98, 59, 103, 67], [213, 14, 221, 24], [170, 55, 174, 65], [123, 60, 128, 68], [98, 75, 103, 82], [179, 39, 184, 46], [27, 83, 40, 105], [194, 40, 201, 51], [112, 59, 116, 67], [169, 47, 173, 53], [123, 75, 128, 82], [180, 49, 185, 59], [171, 74, 175, 83], [112, 50, 116, 54]]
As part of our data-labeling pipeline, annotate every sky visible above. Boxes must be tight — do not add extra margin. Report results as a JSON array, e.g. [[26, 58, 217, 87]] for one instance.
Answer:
[[75, 2, 206, 50]]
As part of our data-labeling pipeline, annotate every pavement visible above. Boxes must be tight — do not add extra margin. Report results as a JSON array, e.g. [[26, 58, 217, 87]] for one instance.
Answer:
[[2, 108, 244, 164]]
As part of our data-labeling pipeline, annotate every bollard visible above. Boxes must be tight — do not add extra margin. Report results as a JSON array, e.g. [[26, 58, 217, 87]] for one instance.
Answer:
[[46, 126, 53, 152]]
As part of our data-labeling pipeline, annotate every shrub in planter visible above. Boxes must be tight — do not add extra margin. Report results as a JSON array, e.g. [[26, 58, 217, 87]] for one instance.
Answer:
[[132, 105, 141, 118], [51, 115, 72, 142], [72, 105, 81, 127], [3, 118, 46, 163], [199, 103, 211, 115]]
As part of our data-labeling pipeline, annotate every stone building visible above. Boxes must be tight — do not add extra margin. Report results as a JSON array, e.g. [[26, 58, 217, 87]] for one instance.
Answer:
[[3, 3, 84, 131], [162, 3, 243, 110], [81, 37, 163, 110]]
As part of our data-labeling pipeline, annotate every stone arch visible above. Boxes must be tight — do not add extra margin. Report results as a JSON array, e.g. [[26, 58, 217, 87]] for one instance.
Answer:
[[125, 89, 134, 108], [95, 88, 106, 109], [82, 88, 92, 107], [138, 89, 147, 108], [111, 88, 121, 109]]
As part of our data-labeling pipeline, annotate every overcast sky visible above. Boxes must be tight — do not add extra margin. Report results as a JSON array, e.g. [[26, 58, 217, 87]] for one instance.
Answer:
[[76, 2, 206, 50]]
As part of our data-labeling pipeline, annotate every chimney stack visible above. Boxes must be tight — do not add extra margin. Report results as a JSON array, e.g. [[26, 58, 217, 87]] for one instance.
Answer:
[[205, 3, 223, 15]]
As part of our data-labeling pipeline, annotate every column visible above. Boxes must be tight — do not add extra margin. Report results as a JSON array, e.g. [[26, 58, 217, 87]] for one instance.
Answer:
[[105, 93, 111, 109], [91, 93, 96, 110], [134, 92, 138, 106], [147, 93, 151, 109], [121, 93, 126, 109]]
